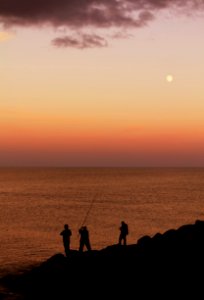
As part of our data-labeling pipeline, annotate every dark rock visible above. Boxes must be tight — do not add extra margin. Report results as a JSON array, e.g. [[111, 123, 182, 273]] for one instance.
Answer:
[[137, 235, 152, 247], [2, 220, 204, 298]]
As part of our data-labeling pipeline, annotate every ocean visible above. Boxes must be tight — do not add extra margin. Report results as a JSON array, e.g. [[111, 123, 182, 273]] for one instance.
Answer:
[[1, 168, 204, 275]]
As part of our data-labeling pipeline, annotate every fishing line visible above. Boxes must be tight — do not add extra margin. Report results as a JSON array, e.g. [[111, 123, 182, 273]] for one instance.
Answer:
[[80, 193, 98, 227]]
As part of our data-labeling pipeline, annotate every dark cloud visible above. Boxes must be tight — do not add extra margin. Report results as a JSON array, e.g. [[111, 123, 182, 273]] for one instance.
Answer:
[[52, 33, 108, 49], [0, 0, 155, 27], [0, 0, 203, 48]]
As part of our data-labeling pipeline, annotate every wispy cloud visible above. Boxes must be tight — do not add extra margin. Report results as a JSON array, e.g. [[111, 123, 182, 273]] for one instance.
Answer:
[[0, 0, 203, 48], [52, 33, 108, 49]]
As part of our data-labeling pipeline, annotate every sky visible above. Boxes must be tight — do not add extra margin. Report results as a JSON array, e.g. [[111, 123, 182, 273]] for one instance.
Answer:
[[0, 0, 204, 167]]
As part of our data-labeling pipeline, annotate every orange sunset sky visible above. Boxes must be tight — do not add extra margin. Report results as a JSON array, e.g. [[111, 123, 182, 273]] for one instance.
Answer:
[[1, 0, 204, 166]]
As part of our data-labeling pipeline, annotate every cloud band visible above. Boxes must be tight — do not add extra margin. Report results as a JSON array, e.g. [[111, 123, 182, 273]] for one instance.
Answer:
[[0, 0, 203, 48]]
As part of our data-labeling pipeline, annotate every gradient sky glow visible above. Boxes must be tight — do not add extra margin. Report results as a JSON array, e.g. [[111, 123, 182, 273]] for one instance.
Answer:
[[1, 0, 204, 166]]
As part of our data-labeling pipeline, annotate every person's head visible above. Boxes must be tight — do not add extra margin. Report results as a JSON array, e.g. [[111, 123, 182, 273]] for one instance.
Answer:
[[64, 224, 69, 230]]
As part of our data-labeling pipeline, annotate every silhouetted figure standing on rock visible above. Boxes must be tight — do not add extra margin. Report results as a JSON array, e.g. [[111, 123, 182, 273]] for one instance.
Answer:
[[119, 221, 129, 245], [79, 226, 91, 252], [60, 224, 72, 256]]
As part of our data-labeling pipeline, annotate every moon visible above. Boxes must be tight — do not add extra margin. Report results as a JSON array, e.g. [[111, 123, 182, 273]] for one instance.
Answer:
[[166, 74, 174, 83]]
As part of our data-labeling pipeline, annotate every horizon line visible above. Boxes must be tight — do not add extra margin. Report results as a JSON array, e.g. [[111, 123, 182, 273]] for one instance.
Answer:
[[0, 166, 204, 169]]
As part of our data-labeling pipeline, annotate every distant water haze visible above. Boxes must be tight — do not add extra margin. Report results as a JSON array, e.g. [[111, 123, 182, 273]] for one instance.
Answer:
[[1, 168, 204, 275]]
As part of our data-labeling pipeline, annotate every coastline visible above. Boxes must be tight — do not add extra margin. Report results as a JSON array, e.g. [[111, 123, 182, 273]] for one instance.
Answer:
[[1, 220, 204, 299]]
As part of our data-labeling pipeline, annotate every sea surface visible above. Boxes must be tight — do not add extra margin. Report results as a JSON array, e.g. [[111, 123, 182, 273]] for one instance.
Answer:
[[1, 167, 204, 275]]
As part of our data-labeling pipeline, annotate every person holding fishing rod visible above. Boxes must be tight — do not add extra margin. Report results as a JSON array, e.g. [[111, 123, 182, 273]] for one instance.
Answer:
[[78, 226, 92, 252], [77, 190, 98, 252]]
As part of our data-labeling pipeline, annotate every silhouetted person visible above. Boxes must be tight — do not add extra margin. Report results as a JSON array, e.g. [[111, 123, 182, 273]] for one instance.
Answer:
[[79, 226, 91, 252], [60, 224, 72, 256], [119, 221, 129, 245]]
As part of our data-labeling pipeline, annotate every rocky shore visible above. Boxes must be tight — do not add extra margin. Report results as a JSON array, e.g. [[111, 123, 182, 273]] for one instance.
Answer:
[[1, 220, 204, 299]]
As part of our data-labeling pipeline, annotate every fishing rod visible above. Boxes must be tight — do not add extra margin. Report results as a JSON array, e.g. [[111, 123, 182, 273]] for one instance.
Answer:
[[80, 191, 99, 228]]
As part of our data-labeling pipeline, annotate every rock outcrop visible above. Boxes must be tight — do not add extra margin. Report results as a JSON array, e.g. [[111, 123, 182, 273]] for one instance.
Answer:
[[2, 220, 204, 299]]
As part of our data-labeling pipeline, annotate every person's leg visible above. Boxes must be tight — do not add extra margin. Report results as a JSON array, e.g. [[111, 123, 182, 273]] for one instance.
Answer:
[[86, 240, 91, 251], [65, 247, 69, 257], [123, 236, 127, 246], [119, 234, 122, 245], [79, 240, 84, 252], [64, 242, 69, 256]]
